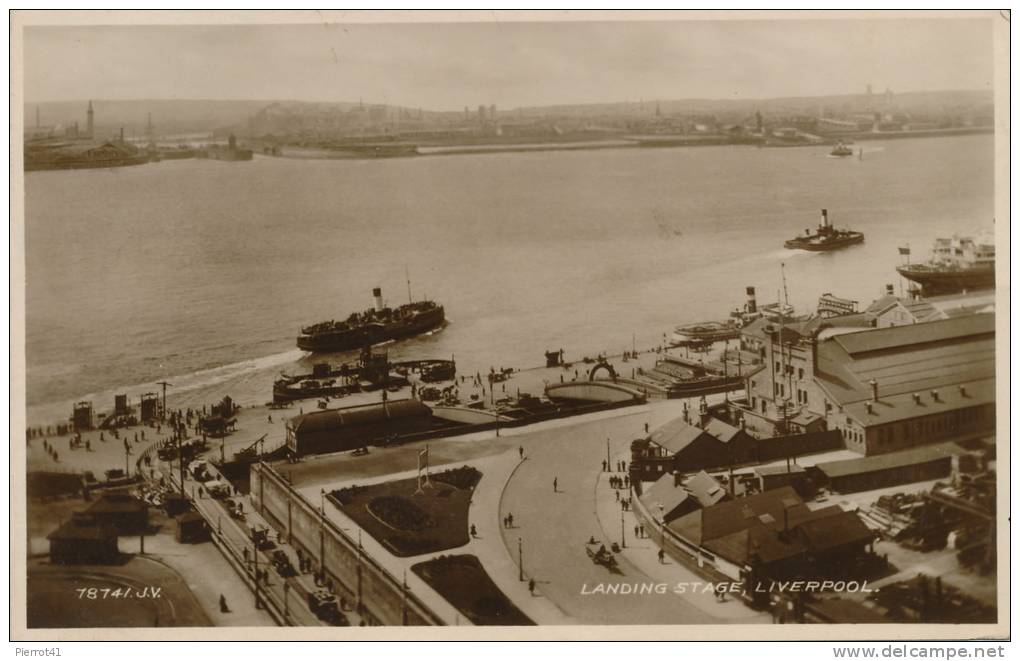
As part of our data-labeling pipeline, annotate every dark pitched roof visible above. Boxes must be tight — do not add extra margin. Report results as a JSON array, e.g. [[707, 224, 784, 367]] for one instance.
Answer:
[[702, 418, 744, 443], [669, 485, 807, 545], [816, 442, 964, 479], [85, 493, 147, 515], [648, 417, 713, 455], [47, 520, 118, 541], [796, 510, 876, 551]]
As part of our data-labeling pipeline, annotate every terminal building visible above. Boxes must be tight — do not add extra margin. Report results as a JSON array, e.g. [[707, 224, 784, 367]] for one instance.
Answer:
[[734, 310, 995, 455]]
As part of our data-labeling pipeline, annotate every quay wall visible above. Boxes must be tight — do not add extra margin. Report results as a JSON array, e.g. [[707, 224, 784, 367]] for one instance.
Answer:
[[250, 462, 446, 626]]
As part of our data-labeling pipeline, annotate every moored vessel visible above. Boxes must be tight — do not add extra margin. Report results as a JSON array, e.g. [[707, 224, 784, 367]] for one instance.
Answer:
[[297, 287, 445, 353], [670, 286, 795, 347], [896, 234, 995, 296]]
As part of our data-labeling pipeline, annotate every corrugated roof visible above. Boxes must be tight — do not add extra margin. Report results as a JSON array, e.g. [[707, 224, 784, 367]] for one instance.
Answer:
[[815, 315, 995, 406], [288, 399, 430, 434], [816, 442, 964, 479], [843, 377, 995, 425], [832, 314, 994, 356]]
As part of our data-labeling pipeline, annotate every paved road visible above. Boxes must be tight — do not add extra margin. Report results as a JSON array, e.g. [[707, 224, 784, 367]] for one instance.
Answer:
[[498, 402, 723, 625], [165, 463, 332, 626]]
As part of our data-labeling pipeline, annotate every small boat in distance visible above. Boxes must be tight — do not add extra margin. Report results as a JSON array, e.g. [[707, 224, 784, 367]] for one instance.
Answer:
[[830, 142, 854, 157], [784, 209, 865, 252], [896, 234, 995, 296]]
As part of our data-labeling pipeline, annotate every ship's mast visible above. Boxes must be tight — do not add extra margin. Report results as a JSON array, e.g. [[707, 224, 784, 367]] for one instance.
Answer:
[[781, 262, 790, 309], [405, 265, 413, 304], [777, 288, 789, 434]]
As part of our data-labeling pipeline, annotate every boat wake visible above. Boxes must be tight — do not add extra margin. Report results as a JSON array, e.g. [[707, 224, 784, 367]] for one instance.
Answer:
[[27, 348, 306, 425]]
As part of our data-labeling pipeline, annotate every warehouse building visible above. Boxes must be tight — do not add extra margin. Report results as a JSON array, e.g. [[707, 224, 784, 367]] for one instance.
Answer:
[[814, 442, 964, 493], [735, 311, 995, 455], [664, 486, 876, 584]]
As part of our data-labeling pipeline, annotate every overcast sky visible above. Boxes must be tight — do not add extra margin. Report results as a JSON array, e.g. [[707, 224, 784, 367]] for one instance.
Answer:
[[23, 17, 995, 109]]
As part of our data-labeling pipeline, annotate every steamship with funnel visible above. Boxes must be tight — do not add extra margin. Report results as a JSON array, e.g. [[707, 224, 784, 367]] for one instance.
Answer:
[[784, 209, 864, 251], [896, 234, 995, 296], [670, 286, 795, 346], [297, 287, 445, 353]]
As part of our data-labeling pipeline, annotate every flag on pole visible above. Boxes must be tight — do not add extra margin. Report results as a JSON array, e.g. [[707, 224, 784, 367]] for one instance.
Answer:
[[898, 246, 911, 255]]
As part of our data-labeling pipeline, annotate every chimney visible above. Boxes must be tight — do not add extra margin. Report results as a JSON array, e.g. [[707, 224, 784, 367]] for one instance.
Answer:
[[745, 286, 757, 314], [372, 287, 384, 313], [912, 393, 922, 405], [959, 385, 968, 397], [821, 208, 829, 228], [885, 284, 895, 296], [931, 389, 940, 402], [865, 402, 873, 415], [869, 379, 879, 402]]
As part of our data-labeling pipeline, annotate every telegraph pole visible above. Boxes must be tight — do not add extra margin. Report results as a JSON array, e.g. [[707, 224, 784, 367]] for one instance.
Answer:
[[156, 381, 172, 420]]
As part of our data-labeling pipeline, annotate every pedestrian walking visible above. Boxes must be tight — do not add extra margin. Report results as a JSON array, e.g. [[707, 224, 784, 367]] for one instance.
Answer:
[[640, 525, 645, 538], [658, 549, 665, 564], [528, 578, 535, 595], [553, 477, 558, 492], [470, 524, 477, 538], [634, 525, 640, 538], [615, 490, 620, 502], [518, 446, 524, 460], [602, 459, 608, 472]]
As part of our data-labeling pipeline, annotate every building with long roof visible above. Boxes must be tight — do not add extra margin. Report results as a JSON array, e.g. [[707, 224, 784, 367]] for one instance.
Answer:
[[735, 307, 995, 455]]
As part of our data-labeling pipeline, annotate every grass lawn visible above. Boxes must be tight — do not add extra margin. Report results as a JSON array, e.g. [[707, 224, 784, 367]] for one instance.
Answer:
[[329, 466, 480, 557], [412, 554, 533, 626]]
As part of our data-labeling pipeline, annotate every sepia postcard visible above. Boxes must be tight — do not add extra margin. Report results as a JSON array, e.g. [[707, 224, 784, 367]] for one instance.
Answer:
[[9, 9, 1010, 642]]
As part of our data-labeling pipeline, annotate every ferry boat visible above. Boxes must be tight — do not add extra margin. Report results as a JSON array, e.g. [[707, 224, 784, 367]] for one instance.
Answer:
[[670, 286, 795, 347], [896, 234, 995, 296], [830, 142, 854, 157], [297, 287, 445, 353], [784, 209, 864, 252], [273, 350, 455, 403]]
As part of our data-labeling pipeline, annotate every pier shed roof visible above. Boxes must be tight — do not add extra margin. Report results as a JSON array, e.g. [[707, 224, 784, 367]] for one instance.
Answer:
[[287, 398, 431, 434]]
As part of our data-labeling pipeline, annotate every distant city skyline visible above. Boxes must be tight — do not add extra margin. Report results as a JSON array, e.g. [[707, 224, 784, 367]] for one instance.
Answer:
[[22, 16, 995, 110]]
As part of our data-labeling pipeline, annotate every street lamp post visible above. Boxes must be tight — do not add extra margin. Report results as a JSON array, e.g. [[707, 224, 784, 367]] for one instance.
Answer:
[[252, 529, 261, 610], [620, 503, 626, 549], [319, 489, 326, 585], [606, 438, 611, 469]]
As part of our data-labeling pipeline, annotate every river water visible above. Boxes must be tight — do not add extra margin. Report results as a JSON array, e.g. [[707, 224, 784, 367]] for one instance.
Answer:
[[24, 135, 994, 424]]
